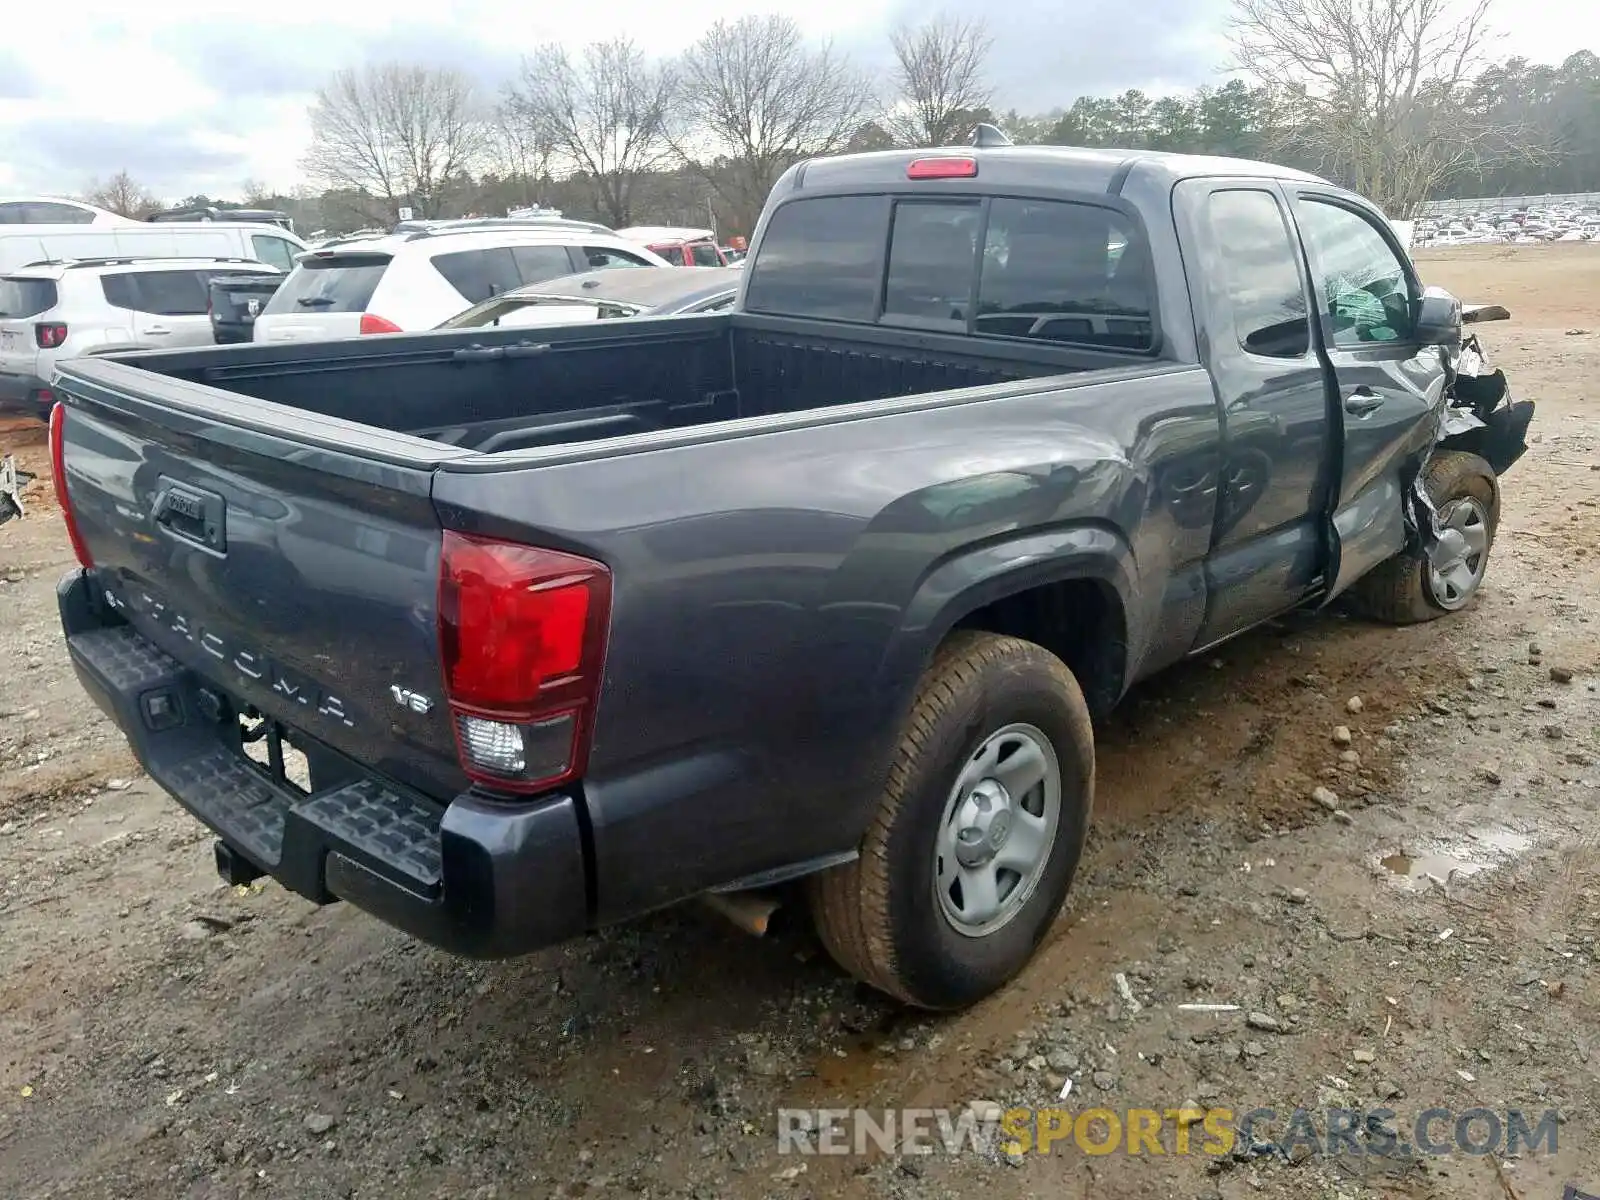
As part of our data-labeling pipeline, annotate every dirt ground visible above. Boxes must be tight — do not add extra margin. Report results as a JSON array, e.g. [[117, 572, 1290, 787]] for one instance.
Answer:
[[1, 245, 1597, 1200]]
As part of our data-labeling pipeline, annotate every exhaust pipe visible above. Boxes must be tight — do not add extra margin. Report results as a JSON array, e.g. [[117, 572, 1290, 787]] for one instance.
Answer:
[[699, 890, 780, 937]]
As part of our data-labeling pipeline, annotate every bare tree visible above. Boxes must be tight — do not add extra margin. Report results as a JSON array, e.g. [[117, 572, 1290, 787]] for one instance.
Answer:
[[304, 63, 487, 222], [503, 39, 674, 227], [1229, 0, 1539, 216], [83, 171, 160, 218], [888, 15, 994, 147], [676, 15, 875, 234], [240, 178, 276, 206], [486, 101, 555, 209]]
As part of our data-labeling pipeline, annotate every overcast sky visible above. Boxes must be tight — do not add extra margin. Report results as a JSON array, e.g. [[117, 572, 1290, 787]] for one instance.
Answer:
[[0, 0, 1592, 200]]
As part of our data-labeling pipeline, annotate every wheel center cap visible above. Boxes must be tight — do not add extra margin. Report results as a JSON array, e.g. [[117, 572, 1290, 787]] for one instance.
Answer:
[[987, 809, 1012, 850], [953, 780, 1012, 867]]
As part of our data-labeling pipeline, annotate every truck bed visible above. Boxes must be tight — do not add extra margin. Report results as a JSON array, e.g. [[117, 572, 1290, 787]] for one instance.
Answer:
[[94, 313, 1148, 455]]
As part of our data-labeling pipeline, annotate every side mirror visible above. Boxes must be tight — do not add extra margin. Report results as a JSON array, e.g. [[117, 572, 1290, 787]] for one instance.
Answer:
[[1416, 286, 1462, 346]]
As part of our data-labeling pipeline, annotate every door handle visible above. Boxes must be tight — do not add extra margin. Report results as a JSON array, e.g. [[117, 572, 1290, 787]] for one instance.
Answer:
[[1344, 387, 1384, 416], [145, 326, 172, 336]]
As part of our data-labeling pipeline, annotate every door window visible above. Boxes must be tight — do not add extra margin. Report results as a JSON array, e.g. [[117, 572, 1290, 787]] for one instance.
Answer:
[[1206, 190, 1311, 358], [510, 244, 578, 284], [34, 202, 96, 223], [251, 234, 298, 271], [582, 246, 652, 270], [689, 242, 722, 267], [1296, 199, 1416, 346], [432, 248, 523, 302], [101, 270, 210, 315]]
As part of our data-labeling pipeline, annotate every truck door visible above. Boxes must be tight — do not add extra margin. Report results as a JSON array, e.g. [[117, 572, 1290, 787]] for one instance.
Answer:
[[1173, 180, 1333, 646], [1286, 190, 1448, 600]]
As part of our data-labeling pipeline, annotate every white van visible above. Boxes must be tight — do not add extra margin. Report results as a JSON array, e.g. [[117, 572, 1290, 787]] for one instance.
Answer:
[[0, 222, 306, 274]]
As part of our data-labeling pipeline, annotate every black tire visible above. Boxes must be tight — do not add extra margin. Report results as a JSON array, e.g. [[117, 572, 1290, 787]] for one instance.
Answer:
[[1348, 451, 1500, 625], [807, 631, 1095, 1010]]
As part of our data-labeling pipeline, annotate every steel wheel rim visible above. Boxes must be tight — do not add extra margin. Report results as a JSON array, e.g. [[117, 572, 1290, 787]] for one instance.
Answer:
[[934, 722, 1061, 938], [1426, 495, 1490, 610]]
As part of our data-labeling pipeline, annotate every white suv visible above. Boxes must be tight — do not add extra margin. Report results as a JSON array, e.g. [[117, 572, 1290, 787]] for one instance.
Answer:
[[0, 257, 281, 419], [252, 224, 672, 343]]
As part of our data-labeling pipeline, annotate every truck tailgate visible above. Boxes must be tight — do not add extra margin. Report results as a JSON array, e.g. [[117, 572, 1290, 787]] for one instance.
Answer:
[[54, 359, 469, 802]]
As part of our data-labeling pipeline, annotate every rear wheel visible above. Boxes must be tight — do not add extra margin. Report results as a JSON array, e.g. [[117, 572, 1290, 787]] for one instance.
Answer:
[[1349, 451, 1500, 625], [807, 632, 1094, 1010]]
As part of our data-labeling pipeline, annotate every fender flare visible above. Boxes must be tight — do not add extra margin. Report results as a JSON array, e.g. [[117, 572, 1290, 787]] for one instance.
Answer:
[[873, 522, 1140, 718]]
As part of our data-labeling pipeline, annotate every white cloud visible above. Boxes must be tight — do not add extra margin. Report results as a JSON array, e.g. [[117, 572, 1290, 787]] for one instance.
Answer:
[[0, 0, 1591, 200]]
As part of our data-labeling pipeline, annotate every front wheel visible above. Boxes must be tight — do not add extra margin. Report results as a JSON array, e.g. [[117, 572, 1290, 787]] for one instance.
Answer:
[[1348, 450, 1500, 625], [807, 632, 1095, 1010]]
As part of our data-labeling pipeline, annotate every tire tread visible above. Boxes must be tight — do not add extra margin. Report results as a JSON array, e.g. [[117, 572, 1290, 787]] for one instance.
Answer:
[[808, 631, 1092, 1006], [1347, 451, 1500, 625]]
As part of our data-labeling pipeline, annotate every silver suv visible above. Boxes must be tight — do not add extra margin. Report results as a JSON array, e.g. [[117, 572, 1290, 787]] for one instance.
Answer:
[[0, 257, 280, 419]]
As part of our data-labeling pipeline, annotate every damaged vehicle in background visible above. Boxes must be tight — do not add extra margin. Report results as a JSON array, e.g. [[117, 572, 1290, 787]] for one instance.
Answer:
[[46, 133, 1533, 1011]]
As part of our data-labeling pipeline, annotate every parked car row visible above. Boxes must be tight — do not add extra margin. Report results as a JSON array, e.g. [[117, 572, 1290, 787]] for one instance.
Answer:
[[0, 203, 754, 419], [253, 225, 673, 341], [1414, 202, 1600, 246], [0, 257, 281, 415]]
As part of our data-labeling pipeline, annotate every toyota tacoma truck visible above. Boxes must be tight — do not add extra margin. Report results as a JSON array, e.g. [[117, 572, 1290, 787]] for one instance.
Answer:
[[48, 135, 1533, 1009]]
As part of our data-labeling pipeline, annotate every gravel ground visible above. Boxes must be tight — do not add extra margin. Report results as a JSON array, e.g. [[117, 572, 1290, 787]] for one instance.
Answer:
[[1, 245, 1597, 1200]]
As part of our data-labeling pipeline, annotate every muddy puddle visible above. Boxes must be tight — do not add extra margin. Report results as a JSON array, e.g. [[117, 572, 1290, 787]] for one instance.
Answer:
[[1380, 824, 1535, 890]]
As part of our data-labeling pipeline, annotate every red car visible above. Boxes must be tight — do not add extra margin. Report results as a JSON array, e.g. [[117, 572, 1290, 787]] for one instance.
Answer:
[[617, 226, 729, 267]]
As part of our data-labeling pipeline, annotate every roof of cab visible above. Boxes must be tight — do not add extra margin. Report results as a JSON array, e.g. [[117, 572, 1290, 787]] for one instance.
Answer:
[[786, 144, 1327, 197]]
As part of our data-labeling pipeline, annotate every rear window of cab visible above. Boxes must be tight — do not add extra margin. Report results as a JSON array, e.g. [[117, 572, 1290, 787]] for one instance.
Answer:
[[743, 194, 1155, 352]]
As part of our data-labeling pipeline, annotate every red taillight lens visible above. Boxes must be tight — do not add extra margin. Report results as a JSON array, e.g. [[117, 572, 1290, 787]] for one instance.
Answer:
[[35, 323, 68, 349], [48, 403, 93, 569], [437, 531, 612, 793], [907, 157, 978, 180], [359, 313, 401, 335]]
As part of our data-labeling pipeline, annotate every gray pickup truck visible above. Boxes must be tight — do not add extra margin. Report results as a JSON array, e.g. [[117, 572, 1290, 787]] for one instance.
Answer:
[[50, 137, 1532, 1009]]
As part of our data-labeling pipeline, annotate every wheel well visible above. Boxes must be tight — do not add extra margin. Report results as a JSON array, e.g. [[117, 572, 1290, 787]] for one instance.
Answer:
[[954, 578, 1127, 718]]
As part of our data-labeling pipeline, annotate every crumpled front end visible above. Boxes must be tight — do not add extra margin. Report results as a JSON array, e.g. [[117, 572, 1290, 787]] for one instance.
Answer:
[[1403, 308, 1535, 558]]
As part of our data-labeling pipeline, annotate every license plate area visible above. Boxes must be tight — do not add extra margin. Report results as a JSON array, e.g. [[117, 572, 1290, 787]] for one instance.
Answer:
[[238, 710, 311, 795]]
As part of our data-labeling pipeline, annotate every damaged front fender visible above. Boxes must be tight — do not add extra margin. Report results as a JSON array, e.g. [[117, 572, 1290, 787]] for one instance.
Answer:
[[1441, 397, 1536, 475], [1402, 318, 1534, 558]]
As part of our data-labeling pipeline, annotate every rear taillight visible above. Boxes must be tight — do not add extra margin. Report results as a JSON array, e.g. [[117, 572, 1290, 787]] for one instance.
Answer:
[[437, 531, 612, 794], [35, 323, 68, 349], [48, 403, 93, 569], [359, 313, 401, 335]]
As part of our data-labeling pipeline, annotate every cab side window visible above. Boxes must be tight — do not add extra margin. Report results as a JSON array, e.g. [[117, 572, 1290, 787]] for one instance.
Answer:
[[1206, 190, 1311, 359], [1296, 199, 1416, 346]]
